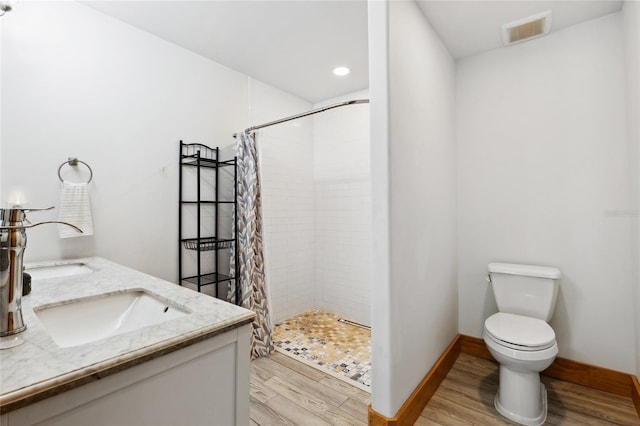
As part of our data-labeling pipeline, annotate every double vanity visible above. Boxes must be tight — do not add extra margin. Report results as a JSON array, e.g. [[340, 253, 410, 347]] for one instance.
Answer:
[[0, 257, 255, 425]]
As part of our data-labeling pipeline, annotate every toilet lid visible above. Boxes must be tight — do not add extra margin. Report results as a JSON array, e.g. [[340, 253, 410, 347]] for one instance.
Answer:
[[485, 313, 555, 349]]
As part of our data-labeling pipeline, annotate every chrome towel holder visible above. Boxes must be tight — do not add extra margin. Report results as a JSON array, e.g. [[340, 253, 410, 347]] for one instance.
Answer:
[[57, 157, 93, 184]]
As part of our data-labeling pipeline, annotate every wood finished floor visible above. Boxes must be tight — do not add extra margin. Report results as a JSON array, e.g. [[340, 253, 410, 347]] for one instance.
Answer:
[[250, 352, 639, 425]]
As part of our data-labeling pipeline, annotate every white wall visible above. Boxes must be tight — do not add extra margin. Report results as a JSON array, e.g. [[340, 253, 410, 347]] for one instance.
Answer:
[[1, 1, 367, 327], [369, 0, 457, 417], [1, 1, 249, 283], [250, 80, 316, 324], [313, 89, 372, 326], [457, 13, 636, 373], [0, 17, 3, 190], [623, 0, 640, 379]]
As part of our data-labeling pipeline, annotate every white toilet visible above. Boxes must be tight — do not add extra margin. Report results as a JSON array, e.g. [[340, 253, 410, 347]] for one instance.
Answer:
[[483, 262, 561, 426]]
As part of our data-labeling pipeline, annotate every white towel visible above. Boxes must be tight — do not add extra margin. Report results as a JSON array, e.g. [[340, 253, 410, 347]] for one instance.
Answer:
[[58, 182, 94, 238]]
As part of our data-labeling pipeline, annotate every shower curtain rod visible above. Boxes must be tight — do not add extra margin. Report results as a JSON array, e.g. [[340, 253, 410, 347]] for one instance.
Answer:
[[233, 98, 369, 137]]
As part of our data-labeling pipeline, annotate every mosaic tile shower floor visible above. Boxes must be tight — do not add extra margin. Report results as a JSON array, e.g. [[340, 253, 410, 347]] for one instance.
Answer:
[[272, 310, 371, 392]]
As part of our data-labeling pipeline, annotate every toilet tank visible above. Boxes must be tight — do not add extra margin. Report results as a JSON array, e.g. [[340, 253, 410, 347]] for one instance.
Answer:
[[488, 263, 561, 322]]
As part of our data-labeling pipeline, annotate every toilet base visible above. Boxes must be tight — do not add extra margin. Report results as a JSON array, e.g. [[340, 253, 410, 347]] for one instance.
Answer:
[[495, 383, 547, 426]]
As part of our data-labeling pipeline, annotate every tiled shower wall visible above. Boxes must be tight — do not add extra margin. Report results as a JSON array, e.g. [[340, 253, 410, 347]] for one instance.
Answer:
[[251, 80, 316, 324], [313, 90, 372, 326], [250, 83, 371, 326]]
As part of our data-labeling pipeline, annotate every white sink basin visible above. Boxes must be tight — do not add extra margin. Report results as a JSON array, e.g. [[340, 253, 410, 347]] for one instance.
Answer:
[[34, 290, 189, 348], [26, 262, 94, 280]]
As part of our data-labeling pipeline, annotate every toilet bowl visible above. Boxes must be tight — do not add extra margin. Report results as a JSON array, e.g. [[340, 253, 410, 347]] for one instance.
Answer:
[[484, 312, 558, 426]]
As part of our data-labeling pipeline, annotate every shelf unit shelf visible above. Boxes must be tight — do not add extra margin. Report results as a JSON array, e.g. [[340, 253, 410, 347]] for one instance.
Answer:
[[178, 140, 240, 303], [181, 201, 235, 204], [181, 158, 236, 168], [181, 273, 234, 286], [182, 237, 234, 251]]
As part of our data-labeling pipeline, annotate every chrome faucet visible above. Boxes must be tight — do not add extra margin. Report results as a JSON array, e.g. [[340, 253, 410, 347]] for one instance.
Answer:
[[0, 207, 82, 337]]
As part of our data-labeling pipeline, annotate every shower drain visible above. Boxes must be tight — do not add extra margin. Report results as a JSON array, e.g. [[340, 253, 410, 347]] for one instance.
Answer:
[[337, 318, 370, 330]]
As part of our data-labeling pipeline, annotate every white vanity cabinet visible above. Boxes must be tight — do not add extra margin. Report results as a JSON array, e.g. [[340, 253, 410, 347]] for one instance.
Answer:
[[0, 258, 255, 426], [1, 325, 250, 426]]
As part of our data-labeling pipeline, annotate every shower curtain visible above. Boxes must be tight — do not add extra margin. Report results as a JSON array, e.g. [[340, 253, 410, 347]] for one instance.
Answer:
[[230, 131, 273, 359]]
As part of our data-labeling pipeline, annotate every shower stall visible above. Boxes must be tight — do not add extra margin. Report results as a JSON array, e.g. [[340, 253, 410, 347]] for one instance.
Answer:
[[243, 81, 372, 389]]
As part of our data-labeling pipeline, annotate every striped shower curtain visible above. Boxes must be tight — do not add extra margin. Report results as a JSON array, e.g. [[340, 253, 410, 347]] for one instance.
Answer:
[[230, 131, 273, 359]]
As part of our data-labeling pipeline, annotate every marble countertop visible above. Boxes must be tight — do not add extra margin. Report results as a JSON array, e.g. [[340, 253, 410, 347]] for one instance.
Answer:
[[0, 257, 255, 414]]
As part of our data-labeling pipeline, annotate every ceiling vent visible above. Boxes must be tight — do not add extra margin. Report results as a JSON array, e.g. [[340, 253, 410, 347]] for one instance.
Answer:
[[502, 10, 552, 46]]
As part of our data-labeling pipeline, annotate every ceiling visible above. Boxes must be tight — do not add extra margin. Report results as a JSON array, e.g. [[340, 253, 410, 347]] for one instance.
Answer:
[[81, 1, 623, 104], [82, 1, 369, 103], [418, 1, 623, 59]]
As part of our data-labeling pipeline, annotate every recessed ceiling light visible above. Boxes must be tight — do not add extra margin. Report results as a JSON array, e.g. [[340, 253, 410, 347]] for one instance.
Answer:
[[333, 66, 350, 77]]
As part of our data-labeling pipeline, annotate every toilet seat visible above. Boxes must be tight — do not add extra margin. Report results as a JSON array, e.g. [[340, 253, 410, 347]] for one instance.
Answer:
[[485, 313, 555, 351]]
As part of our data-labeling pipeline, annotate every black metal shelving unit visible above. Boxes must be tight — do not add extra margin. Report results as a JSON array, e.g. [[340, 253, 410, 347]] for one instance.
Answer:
[[178, 140, 240, 304]]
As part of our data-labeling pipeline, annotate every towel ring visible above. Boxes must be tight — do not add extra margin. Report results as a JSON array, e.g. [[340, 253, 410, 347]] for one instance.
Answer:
[[58, 157, 93, 184]]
